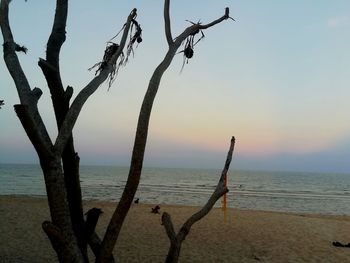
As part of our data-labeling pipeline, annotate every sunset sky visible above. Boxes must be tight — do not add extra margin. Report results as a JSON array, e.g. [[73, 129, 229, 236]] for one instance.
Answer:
[[1, 0, 350, 173]]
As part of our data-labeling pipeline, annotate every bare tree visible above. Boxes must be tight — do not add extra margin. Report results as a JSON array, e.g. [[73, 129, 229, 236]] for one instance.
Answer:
[[0, 0, 233, 262]]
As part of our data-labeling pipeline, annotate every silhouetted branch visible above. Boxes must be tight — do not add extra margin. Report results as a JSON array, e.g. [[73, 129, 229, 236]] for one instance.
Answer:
[[31, 87, 43, 103], [1, 0, 52, 151], [14, 105, 52, 157], [174, 7, 233, 46], [198, 7, 234, 30], [97, 4, 232, 262], [1, 0, 33, 103], [161, 212, 176, 242], [54, 8, 138, 155], [38, 0, 70, 129], [164, 0, 173, 45], [46, 0, 68, 68], [84, 208, 103, 241], [162, 137, 235, 263]]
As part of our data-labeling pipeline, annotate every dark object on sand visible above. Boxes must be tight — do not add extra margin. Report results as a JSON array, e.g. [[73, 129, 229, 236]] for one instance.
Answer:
[[151, 205, 160, 214], [0, 100, 4, 109], [134, 198, 139, 204], [332, 241, 350, 248]]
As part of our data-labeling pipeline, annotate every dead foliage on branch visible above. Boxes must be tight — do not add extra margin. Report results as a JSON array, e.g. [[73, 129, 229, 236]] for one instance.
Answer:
[[179, 13, 234, 72], [89, 12, 142, 89], [179, 20, 205, 71], [88, 42, 125, 88]]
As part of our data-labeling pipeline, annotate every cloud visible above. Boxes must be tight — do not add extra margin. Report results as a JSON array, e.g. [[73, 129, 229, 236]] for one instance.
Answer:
[[327, 16, 350, 28]]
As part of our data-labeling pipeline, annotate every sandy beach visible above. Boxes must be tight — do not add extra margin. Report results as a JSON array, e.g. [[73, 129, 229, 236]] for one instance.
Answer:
[[1, 195, 350, 262]]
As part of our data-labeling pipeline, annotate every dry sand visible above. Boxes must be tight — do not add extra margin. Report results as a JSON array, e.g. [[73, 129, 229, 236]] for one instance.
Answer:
[[1, 195, 350, 262]]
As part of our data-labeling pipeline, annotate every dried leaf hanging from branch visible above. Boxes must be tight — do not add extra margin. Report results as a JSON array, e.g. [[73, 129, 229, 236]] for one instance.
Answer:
[[179, 20, 205, 72], [89, 16, 142, 89], [178, 13, 234, 72], [88, 42, 125, 89]]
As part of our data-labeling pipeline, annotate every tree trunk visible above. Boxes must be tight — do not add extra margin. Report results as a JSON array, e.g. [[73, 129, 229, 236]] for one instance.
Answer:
[[39, 154, 85, 263], [37, 0, 87, 256], [62, 142, 86, 259], [165, 241, 182, 263]]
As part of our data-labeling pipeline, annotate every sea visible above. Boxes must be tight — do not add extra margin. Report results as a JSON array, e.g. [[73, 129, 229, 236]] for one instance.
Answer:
[[1, 163, 350, 215]]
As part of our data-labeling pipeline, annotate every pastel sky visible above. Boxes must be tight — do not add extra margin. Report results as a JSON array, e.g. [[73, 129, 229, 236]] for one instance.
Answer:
[[1, 0, 350, 173]]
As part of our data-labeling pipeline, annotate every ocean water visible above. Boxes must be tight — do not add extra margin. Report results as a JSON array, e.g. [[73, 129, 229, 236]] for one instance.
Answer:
[[0, 163, 350, 215]]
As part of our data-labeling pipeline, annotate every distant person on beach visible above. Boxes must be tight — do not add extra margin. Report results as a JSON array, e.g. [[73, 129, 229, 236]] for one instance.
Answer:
[[134, 198, 139, 204], [151, 205, 160, 214]]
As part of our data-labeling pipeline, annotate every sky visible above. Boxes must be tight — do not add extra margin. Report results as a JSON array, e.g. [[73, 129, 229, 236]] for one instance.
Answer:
[[1, 0, 350, 173]]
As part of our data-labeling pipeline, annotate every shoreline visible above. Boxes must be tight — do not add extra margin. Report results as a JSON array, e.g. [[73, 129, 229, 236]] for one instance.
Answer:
[[2, 165, 349, 216], [1, 195, 350, 262], [2, 193, 350, 217]]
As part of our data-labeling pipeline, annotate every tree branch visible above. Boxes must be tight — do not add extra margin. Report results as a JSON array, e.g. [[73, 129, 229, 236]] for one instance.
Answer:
[[220, 136, 235, 181], [14, 105, 52, 156], [39, 2, 90, 258], [198, 7, 232, 30], [46, 0, 68, 67], [31, 87, 43, 103], [180, 137, 236, 234], [54, 8, 138, 155], [174, 7, 232, 46], [1, 0, 53, 153], [161, 212, 176, 242], [98, 6, 232, 262], [39, 0, 71, 128], [37, 58, 66, 108], [38, 0, 70, 132], [1, 0, 33, 103], [162, 137, 235, 263], [164, 0, 173, 45]]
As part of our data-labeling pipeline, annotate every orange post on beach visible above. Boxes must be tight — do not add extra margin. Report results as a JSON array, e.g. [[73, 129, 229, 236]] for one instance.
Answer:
[[222, 173, 228, 221]]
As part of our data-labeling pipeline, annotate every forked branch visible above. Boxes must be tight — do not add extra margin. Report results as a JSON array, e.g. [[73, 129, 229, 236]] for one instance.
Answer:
[[97, 2, 233, 262], [162, 137, 236, 263]]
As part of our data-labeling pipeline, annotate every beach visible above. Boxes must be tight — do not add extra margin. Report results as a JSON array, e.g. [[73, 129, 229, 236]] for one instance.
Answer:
[[1, 196, 350, 262]]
